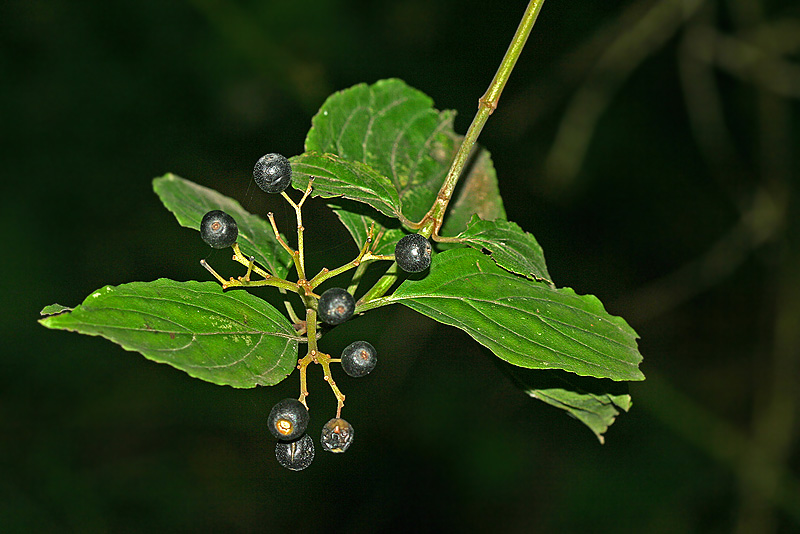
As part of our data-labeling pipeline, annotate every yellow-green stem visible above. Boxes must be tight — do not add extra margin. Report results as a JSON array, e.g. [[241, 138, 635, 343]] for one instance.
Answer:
[[420, 0, 546, 238], [297, 308, 318, 407], [297, 307, 345, 415]]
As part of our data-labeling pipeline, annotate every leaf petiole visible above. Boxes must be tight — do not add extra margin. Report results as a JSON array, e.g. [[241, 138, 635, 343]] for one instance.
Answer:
[[354, 295, 394, 314], [355, 263, 401, 309], [346, 261, 370, 296]]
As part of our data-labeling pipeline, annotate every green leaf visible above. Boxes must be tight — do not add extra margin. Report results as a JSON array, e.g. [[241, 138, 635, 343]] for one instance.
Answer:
[[153, 173, 293, 278], [40, 303, 72, 316], [39, 279, 301, 388], [297, 78, 505, 257], [387, 248, 644, 382], [498, 362, 631, 443], [304, 78, 456, 222], [298, 79, 462, 247], [290, 152, 403, 219], [439, 148, 506, 238], [457, 216, 552, 283]]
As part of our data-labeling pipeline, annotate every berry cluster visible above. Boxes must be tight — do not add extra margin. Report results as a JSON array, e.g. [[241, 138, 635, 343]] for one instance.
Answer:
[[197, 152, 432, 470]]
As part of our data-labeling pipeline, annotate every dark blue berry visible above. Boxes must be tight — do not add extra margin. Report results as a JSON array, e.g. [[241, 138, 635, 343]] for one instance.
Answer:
[[254, 153, 292, 194], [267, 398, 309, 441], [200, 210, 238, 249], [395, 234, 432, 273], [317, 288, 355, 325], [341, 341, 377, 378], [275, 434, 314, 470], [320, 418, 354, 453]]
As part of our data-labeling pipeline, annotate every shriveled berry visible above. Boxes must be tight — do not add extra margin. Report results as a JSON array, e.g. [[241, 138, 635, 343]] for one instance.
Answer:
[[200, 210, 238, 249], [317, 287, 355, 325], [267, 398, 309, 441], [320, 418, 354, 453], [254, 153, 292, 194], [341, 341, 377, 378], [275, 434, 314, 471], [395, 234, 432, 273]]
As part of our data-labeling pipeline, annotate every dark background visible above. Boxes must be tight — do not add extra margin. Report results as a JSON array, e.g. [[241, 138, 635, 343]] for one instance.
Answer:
[[3, 0, 799, 532]]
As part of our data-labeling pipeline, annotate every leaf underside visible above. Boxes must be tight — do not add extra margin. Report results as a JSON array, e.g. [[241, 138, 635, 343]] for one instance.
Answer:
[[39, 303, 72, 316], [153, 174, 293, 278], [40, 279, 300, 388], [497, 361, 632, 443], [439, 147, 506, 238], [290, 152, 403, 219], [457, 215, 552, 283], [533, 387, 631, 444]]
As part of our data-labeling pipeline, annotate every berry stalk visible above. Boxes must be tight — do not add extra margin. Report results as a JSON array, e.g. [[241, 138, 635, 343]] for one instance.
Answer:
[[297, 307, 346, 416], [200, 242, 307, 295], [268, 179, 314, 282], [419, 0, 546, 239], [308, 226, 392, 289]]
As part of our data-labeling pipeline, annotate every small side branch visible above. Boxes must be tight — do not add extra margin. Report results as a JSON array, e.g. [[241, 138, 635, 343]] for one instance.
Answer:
[[297, 307, 345, 415], [280, 179, 314, 280], [308, 225, 393, 289]]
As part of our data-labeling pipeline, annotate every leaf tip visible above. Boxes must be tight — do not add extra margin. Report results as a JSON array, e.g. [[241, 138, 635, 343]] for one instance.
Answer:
[[152, 172, 176, 185], [40, 303, 72, 317]]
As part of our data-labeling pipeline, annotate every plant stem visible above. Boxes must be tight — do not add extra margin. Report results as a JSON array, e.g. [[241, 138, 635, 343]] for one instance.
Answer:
[[296, 307, 345, 415], [309, 254, 389, 289], [420, 0, 546, 238], [355, 295, 394, 314], [297, 308, 317, 407], [283, 296, 302, 326], [199, 257, 301, 293], [356, 263, 400, 309]]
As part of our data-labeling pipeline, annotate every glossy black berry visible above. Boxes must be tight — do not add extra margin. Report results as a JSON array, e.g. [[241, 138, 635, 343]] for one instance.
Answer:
[[275, 434, 315, 471], [395, 234, 432, 273], [254, 153, 292, 194], [200, 210, 238, 249], [267, 398, 309, 441], [320, 418, 354, 453], [317, 287, 355, 325], [341, 341, 377, 378]]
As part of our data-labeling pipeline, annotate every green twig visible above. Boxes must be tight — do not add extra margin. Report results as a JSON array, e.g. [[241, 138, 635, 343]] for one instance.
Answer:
[[419, 0, 546, 238]]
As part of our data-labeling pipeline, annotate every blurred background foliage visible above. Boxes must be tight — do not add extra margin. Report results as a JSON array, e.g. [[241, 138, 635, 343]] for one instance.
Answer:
[[2, 0, 799, 531]]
